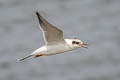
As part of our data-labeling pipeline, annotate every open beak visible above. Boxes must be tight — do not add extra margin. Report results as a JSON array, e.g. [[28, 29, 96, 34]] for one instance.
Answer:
[[82, 43, 88, 49]]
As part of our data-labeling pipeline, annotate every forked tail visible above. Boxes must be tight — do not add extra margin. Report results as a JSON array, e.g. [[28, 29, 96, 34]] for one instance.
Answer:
[[18, 55, 32, 61]]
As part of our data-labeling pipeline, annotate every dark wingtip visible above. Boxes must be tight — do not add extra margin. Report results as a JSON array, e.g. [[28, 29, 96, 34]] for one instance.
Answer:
[[36, 11, 39, 16], [35, 11, 43, 23]]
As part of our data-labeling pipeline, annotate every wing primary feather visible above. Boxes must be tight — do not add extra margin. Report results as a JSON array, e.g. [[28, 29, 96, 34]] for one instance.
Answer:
[[35, 11, 65, 45], [36, 11, 43, 24]]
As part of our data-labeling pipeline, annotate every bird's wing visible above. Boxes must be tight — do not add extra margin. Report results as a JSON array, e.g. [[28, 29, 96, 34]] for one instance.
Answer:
[[36, 12, 65, 45]]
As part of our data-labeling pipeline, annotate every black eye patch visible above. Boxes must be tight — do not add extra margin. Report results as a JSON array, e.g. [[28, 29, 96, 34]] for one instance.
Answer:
[[72, 41, 76, 44], [72, 41, 79, 44], [76, 42, 79, 44]]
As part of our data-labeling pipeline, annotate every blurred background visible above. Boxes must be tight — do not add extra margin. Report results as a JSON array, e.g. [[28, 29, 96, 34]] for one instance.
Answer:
[[0, 0, 120, 80]]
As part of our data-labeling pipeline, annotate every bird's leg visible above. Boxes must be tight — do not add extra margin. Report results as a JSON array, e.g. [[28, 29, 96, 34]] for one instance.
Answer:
[[33, 53, 43, 57]]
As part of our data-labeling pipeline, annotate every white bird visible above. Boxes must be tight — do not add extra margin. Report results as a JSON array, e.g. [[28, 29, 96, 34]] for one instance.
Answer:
[[18, 12, 88, 61]]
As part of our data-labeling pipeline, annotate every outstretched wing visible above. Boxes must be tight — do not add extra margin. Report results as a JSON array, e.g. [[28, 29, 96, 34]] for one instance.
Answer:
[[36, 12, 65, 45]]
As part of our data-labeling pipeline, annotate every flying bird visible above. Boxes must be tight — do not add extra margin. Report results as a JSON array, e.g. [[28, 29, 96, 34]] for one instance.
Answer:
[[18, 12, 88, 61]]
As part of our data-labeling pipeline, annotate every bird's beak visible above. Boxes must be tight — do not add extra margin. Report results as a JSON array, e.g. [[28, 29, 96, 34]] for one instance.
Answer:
[[81, 43, 88, 49]]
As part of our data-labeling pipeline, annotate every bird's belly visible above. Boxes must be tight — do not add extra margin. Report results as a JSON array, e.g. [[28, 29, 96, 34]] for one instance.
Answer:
[[45, 45, 72, 56]]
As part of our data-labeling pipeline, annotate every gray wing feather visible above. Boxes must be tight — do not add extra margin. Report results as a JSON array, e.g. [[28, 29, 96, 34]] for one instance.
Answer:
[[36, 12, 65, 45]]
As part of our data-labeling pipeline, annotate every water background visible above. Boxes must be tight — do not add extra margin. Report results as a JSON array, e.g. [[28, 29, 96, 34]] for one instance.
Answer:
[[0, 0, 120, 80]]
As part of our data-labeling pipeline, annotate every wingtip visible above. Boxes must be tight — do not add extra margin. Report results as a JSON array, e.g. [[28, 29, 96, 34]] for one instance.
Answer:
[[35, 11, 43, 23], [36, 11, 40, 16], [36, 11, 39, 14]]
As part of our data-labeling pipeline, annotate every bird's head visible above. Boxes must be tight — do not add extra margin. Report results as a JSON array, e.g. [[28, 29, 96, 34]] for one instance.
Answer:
[[70, 39, 88, 49]]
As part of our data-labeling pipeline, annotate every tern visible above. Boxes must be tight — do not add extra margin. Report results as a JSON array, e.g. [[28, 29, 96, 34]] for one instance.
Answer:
[[18, 12, 88, 61]]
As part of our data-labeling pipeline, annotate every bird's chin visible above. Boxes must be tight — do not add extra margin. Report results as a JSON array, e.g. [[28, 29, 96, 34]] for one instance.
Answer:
[[78, 46, 82, 48]]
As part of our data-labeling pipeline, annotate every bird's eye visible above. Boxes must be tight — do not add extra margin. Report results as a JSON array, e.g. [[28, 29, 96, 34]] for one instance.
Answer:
[[72, 41, 76, 44], [76, 42, 79, 44]]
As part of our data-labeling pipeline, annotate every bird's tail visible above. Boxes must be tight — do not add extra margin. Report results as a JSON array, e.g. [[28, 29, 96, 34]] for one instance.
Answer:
[[18, 55, 32, 61]]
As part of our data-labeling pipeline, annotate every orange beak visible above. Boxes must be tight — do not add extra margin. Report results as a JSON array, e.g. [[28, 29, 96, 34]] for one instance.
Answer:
[[81, 43, 88, 49]]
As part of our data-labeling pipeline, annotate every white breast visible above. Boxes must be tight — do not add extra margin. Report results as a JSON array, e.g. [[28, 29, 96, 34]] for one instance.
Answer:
[[45, 44, 69, 55], [31, 39, 77, 56]]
